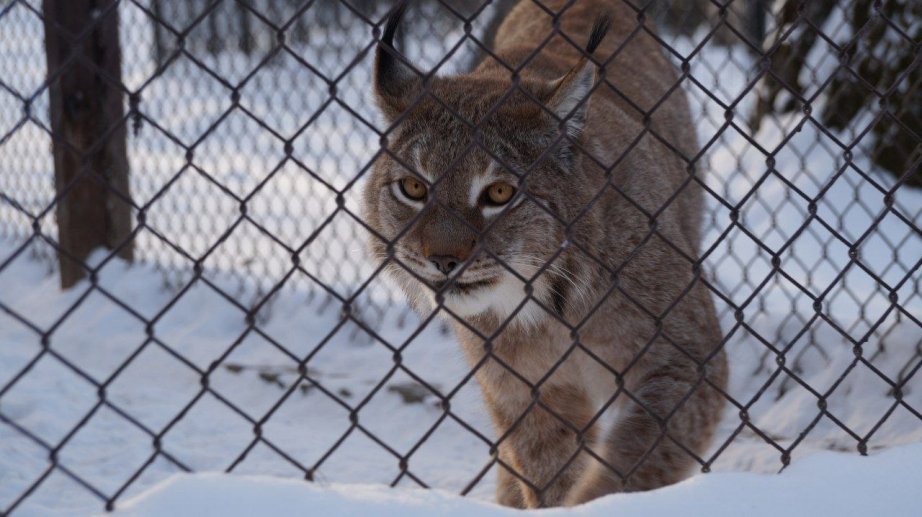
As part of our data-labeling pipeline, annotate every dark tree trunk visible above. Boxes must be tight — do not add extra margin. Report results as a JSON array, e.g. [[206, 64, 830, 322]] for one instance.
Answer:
[[43, 0, 133, 288]]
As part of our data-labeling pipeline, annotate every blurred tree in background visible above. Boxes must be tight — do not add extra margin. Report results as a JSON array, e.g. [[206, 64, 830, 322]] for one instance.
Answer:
[[749, 1, 920, 187]]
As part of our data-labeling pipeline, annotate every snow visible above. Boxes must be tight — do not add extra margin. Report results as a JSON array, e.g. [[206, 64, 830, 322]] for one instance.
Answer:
[[114, 443, 922, 517], [1, 1, 921, 516]]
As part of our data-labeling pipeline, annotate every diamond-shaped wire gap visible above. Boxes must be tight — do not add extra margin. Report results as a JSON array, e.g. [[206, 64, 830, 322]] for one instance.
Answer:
[[356, 310, 493, 490], [856, 215, 922, 291], [136, 54, 234, 144], [255, 310, 427, 482], [118, 1, 162, 93], [244, 160, 334, 253], [7, 467, 106, 516], [763, 18, 843, 112], [699, 200, 736, 314], [197, 207, 296, 306], [238, 46, 332, 139], [0, 86, 23, 139], [701, 124, 771, 208], [0, 424, 50, 511], [179, 1, 277, 87], [791, 5, 856, 99], [303, 314, 397, 411], [42, 288, 148, 383], [252, 278, 362, 363], [856, 108, 921, 190], [192, 107, 287, 200], [425, 0, 507, 75], [350, 365, 447, 479], [108, 453, 188, 509], [0, 120, 55, 229], [294, 206, 374, 304], [837, 8, 919, 97], [815, 162, 888, 244], [673, 22, 763, 112], [891, 268, 922, 348], [126, 120, 188, 209], [56, 405, 156, 499], [291, 99, 377, 192], [131, 224, 198, 296], [0, 352, 98, 446], [319, 26, 384, 133], [776, 218, 850, 316], [823, 264, 892, 346], [241, 0, 317, 29], [0, 195, 35, 243], [105, 338, 201, 433], [307, 424, 403, 485], [221, 439, 310, 479], [289, 0, 380, 80], [150, 277, 249, 372], [890, 180, 922, 227], [705, 223, 776, 310], [0, 1, 46, 96], [770, 126, 842, 202], [0, 314, 42, 397], [783, 312, 861, 393], [744, 359, 831, 467], [705, 321, 788, 473], [820, 356, 912, 451], [390, 409, 493, 496], [254, 372, 362, 483], [684, 81, 729, 160], [326, 256, 410, 344], [739, 167, 811, 251], [208, 330, 305, 422], [0, 237, 78, 327], [159, 391, 256, 471], [861, 306, 922, 391], [142, 164, 240, 260], [740, 262, 829, 392]]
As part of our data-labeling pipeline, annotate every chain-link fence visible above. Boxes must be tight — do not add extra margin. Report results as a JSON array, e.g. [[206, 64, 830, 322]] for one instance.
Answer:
[[0, 0, 920, 513]]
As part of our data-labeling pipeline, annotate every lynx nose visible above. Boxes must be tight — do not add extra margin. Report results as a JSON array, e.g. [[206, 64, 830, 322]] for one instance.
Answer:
[[429, 255, 460, 275]]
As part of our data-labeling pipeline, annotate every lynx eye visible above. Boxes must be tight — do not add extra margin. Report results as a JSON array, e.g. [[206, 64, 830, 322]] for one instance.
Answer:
[[484, 182, 516, 206], [398, 177, 427, 201]]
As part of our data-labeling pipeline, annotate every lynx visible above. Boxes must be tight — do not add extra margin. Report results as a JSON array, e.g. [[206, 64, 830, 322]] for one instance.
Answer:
[[361, 0, 727, 508]]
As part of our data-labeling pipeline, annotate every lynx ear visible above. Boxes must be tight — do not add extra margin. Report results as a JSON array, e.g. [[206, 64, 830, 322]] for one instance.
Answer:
[[547, 61, 596, 140], [545, 15, 611, 160], [374, 3, 420, 122]]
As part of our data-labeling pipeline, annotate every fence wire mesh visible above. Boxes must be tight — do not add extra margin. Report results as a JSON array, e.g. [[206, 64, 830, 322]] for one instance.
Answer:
[[0, 0, 920, 513]]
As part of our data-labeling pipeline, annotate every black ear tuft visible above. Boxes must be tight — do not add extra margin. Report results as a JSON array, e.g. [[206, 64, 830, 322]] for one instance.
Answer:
[[586, 15, 612, 55], [376, 2, 411, 97], [381, 2, 408, 54], [374, 1, 419, 120]]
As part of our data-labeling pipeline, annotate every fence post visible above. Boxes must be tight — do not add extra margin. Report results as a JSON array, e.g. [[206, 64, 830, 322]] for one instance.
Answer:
[[42, 0, 133, 288]]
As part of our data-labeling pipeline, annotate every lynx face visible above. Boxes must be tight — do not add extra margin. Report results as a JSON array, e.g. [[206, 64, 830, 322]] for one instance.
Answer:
[[361, 6, 603, 326], [363, 80, 584, 325]]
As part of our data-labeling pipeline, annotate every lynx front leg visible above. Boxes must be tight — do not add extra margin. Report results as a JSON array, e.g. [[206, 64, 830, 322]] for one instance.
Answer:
[[487, 383, 597, 508], [565, 353, 727, 505], [495, 460, 525, 508]]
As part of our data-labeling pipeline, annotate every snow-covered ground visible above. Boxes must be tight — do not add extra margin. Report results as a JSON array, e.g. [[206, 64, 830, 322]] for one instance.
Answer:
[[114, 443, 922, 517], [1, 1, 921, 515]]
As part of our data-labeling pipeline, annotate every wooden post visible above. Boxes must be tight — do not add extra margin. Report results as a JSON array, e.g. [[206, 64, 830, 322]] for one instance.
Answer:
[[43, 0, 133, 288]]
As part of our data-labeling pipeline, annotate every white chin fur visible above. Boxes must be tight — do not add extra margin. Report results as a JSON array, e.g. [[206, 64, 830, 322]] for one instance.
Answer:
[[424, 273, 549, 328]]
